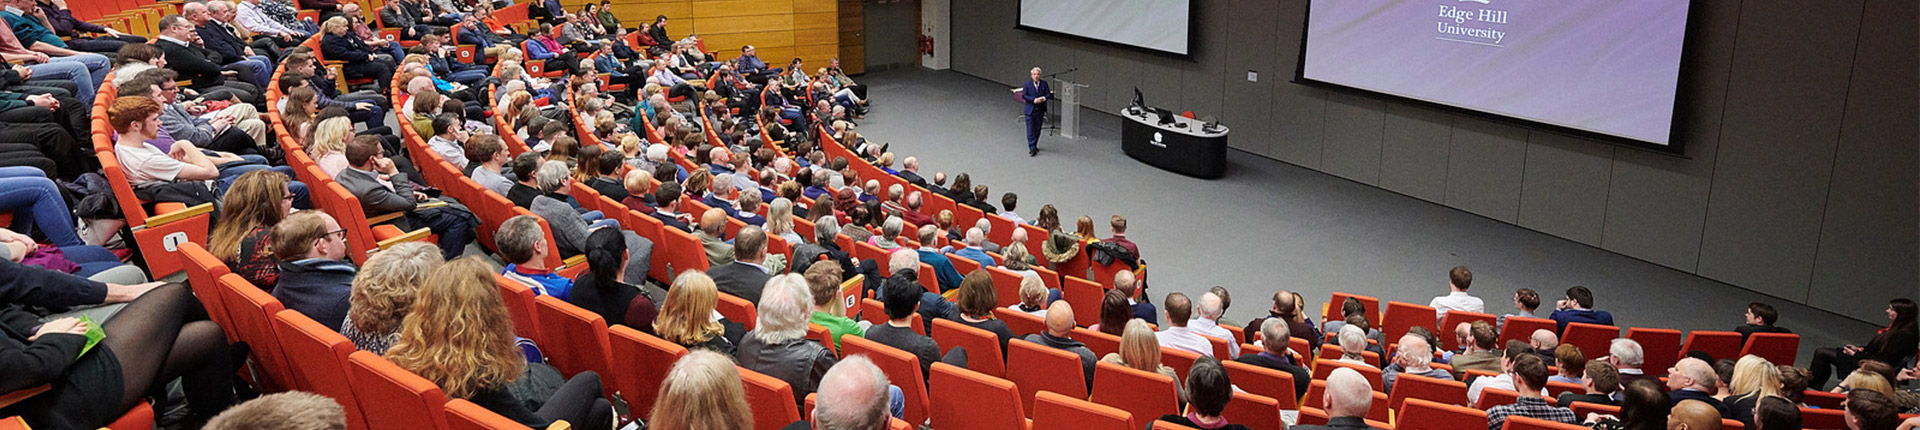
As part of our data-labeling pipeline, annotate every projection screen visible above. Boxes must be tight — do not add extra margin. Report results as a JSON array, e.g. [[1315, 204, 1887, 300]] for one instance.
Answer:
[[1018, 0, 1192, 56], [1299, 0, 1692, 148]]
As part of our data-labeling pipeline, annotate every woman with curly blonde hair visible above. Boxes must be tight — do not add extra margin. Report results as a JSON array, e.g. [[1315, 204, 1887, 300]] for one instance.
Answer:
[[647, 350, 754, 430], [339, 242, 443, 355], [386, 256, 614, 429]]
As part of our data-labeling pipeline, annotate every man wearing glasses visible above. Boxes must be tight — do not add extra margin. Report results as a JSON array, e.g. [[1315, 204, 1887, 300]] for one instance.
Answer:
[[269, 210, 358, 331]]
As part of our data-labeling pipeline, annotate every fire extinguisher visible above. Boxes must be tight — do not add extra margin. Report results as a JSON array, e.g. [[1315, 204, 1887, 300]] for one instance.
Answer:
[[918, 35, 934, 55]]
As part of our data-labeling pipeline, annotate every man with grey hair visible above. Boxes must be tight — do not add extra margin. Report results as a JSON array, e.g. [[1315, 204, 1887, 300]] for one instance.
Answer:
[[791, 215, 859, 278], [737, 273, 838, 406], [914, 225, 965, 291], [1666, 357, 1731, 418], [885, 245, 956, 322], [1608, 338, 1654, 387], [497, 215, 572, 298], [804, 168, 833, 200], [710, 226, 776, 304], [940, 227, 997, 268], [529, 161, 653, 283], [1188, 292, 1240, 358], [733, 186, 766, 225], [972, 218, 1001, 253], [1235, 318, 1311, 395], [858, 179, 881, 204], [337, 135, 476, 260], [880, 184, 906, 217], [873, 216, 904, 250], [184, 1, 271, 88], [1293, 368, 1374, 430], [900, 191, 932, 226], [1382, 333, 1455, 393], [805, 356, 895, 430]]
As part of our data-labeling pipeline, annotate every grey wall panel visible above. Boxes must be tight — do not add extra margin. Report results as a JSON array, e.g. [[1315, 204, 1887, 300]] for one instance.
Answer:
[[945, 0, 1916, 319], [1319, 92, 1384, 185], [1518, 133, 1615, 246], [1444, 118, 1529, 222], [1807, 0, 1919, 319], [1378, 104, 1452, 203], [1597, 0, 1740, 272], [1696, 0, 1863, 300]]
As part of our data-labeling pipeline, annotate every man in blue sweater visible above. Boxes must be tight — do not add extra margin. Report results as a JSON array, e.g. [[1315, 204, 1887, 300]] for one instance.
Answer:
[[1548, 286, 1614, 332]]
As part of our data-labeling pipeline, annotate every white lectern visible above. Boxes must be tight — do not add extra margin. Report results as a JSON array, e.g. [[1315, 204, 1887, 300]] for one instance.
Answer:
[[1054, 78, 1089, 139]]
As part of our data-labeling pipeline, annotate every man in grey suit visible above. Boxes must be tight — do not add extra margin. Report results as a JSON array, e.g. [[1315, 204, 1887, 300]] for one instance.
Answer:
[[708, 225, 775, 304], [527, 160, 654, 284], [334, 136, 476, 260], [696, 208, 735, 267]]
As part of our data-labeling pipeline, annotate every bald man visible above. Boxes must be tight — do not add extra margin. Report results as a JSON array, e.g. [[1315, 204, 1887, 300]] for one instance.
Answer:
[[1023, 301, 1094, 389], [1668, 400, 1725, 430], [1667, 357, 1731, 418], [1383, 333, 1455, 393], [806, 356, 893, 430], [1245, 289, 1320, 351], [1294, 367, 1375, 430], [696, 208, 734, 266], [1113, 270, 1158, 325], [1188, 292, 1239, 358]]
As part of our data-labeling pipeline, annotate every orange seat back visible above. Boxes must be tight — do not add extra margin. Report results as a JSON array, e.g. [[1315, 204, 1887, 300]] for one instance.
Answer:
[[346, 351, 451, 430], [928, 363, 1027, 430], [533, 296, 615, 396], [993, 307, 1047, 338], [1739, 332, 1799, 365], [445, 398, 525, 430], [1381, 301, 1439, 348], [272, 310, 371, 430], [1073, 327, 1122, 358], [1090, 362, 1179, 425], [1060, 276, 1104, 328], [608, 326, 687, 419], [1327, 292, 1381, 322], [738, 366, 802, 430], [219, 274, 296, 392], [717, 292, 758, 331], [1221, 359, 1298, 409], [1399, 398, 1490, 430], [1501, 416, 1591, 430], [1800, 406, 1848, 430], [1498, 317, 1558, 347], [1438, 310, 1498, 351], [1389, 372, 1469, 410], [841, 335, 931, 425], [1032, 391, 1135, 430], [1568, 401, 1619, 418], [1474, 387, 1520, 410], [178, 242, 235, 341], [931, 318, 1006, 378], [1559, 323, 1620, 362], [1626, 327, 1683, 374], [1311, 359, 1385, 392], [1006, 338, 1088, 417], [493, 274, 543, 341], [1219, 391, 1283, 430]]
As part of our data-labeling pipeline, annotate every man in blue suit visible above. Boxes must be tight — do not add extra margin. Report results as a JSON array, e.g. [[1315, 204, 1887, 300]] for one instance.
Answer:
[[1019, 67, 1052, 157]]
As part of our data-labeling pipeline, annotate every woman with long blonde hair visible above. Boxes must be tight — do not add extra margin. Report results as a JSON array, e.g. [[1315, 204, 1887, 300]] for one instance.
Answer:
[[647, 350, 754, 430], [309, 116, 354, 177], [1723, 354, 1782, 428], [386, 257, 614, 429], [766, 198, 803, 245], [653, 271, 741, 354], [208, 170, 293, 289], [1101, 319, 1182, 396], [340, 242, 443, 355]]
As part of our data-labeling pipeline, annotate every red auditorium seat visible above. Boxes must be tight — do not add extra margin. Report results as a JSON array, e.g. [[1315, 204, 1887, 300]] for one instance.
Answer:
[[1499, 317, 1558, 347], [1382, 301, 1439, 347], [1397, 398, 1489, 430], [608, 326, 687, 420], [928, 363, 1027, 430], [1312, 359, 1386, 393], [1438, 311, 1498, 351], [1327, 292, 1382, 322], [1091, 361, 1180, 425], [1680, 331, 1743, 362], [1219, 391, 1283, 430], [273, 310, 371, 430], [1389, 373, 1470, 410], [931, 318, 1006, 378], [533, 296, 616, 398], [1032, 391, 1135, 430], [1560, 323, 1620, 362], [1626, 327, 1683, 375], [840, 336, 931, 426], [1739, 332, 1799, 365], [717, 292, 759, 331], [1221, 360, 1298, 410], [1007, 338, 1088, 417], [346, 351, 451, 430], [738, 367, 802, 430], [219, 274, 296, 392], [1474, 387, 1519, 410], [1501, 415, 1591, 430]]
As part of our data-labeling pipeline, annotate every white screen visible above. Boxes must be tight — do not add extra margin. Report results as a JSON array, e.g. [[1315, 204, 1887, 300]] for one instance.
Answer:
[[1019, 0, 1192, 56], [1301, 0, 1690, 146]]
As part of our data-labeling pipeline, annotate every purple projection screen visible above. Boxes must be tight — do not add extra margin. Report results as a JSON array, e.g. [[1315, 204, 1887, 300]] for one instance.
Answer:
[[1300, 0, 1691, 147]]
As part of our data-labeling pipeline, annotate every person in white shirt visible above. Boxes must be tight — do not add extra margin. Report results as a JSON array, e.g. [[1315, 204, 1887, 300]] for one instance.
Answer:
[[999, 192, 1027, 225], [1430, 265, 1485, 322], [1468, 340, 1548, 405], [1155, 292, 1214, 358], [1187, 292, 1240, 358]]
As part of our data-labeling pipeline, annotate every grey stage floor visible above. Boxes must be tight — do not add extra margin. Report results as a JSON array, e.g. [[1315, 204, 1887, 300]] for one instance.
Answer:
[[848, 68, 1882, 368]]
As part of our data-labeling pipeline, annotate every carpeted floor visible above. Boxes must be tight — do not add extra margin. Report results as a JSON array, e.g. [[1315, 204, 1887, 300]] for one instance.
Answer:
[[845, 68, 1883, 368]]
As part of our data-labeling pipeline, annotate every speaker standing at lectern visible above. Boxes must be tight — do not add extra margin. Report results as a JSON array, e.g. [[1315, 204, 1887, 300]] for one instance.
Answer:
[[1015, 67, 1054, 157]]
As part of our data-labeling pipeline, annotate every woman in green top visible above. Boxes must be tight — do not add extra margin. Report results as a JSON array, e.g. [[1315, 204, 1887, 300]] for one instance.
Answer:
[[804, 262, 865, 349]]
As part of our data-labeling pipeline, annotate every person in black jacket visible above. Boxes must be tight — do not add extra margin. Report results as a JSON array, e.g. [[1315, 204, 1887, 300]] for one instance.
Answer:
[[0, 260, 234, 430], [156, 15, 263, 99], [1809, 298, 1918, 390], [36, 0, 144, 53], [319, 16, 395, 94], [185, 2, 271, 88]]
